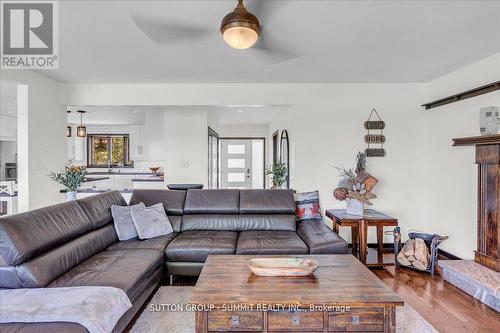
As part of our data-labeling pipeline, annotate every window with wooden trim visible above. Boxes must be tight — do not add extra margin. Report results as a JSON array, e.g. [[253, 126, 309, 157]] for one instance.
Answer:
[[87, 134, 133, 168]]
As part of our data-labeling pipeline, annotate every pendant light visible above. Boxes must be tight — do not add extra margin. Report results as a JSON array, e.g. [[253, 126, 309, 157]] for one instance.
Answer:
[[66, 110, 72, 137], [221, 0, 260, 50], [77, 110, 87, 137]]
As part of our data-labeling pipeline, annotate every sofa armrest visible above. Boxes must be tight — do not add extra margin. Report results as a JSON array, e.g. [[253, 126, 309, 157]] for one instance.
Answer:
[[296, 219, 348, 254]]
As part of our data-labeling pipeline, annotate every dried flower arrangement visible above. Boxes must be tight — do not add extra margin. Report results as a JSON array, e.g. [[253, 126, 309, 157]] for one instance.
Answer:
[[333, 152, 378, 205]]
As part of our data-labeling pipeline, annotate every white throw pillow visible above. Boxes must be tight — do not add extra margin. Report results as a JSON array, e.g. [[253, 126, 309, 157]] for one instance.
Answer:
[[111, 202, 145, 241], [130, 203, 174, 239]]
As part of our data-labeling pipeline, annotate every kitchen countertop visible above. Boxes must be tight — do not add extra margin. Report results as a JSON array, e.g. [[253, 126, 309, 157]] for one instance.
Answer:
[[86, 171, 155, 176], [131, 176, 164, 182], [60, 188, 134, 193], [83, 176, 110, 182], [0, 191, 17, 197]]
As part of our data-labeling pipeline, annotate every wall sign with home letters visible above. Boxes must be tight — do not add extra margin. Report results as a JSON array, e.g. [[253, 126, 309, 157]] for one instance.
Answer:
[[364, 108, 386, 157]]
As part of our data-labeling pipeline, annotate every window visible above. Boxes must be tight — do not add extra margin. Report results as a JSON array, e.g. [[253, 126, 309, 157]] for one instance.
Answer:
[[87, 134, 132, 167]]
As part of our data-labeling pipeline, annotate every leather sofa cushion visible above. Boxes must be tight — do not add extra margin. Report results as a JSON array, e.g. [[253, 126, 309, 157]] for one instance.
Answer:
[[107, 233, 177, 252], [181, 214, 295, 231], [168, 216, 182, 233], [129, 189, 186, 216], [181, 214, 238, 231], [236, 231, 308, 255], [239, 189, 295, 214], [296, 220, 348, 254], [165, 231, 237, 262], [77, 191, 127, 229], [49, 249, 163, 300], [184, 190, 239, 214], [11, 225, 117, 288], [0, 201, 92, 266]]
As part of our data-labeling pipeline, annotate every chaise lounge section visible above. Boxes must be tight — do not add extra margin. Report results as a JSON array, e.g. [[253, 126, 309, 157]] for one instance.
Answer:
[[0, 189, 347, 332]]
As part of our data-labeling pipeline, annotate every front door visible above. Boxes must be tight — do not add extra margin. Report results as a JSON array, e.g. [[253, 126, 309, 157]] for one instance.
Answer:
[[220, 139, 252, 189]]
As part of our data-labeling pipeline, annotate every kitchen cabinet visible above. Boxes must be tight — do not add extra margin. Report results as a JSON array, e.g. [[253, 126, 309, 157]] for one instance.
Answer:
[[129, 125, 144, 160], [66, 129, 85, 162], [113, 175, 134, 190], [0, 115, 17, 140], [132, 180, 166, 190], [67, 136, 74, 160], [74, 136, 85, 162]]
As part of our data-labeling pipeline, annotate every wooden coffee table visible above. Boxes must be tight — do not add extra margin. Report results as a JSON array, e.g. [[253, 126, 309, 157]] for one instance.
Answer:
[[190, 255, 403, 333]]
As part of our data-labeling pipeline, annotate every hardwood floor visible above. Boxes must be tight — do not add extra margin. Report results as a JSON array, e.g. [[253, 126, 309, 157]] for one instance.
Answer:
[[170, 263, 499, 333], [372, 265, 500, 333]]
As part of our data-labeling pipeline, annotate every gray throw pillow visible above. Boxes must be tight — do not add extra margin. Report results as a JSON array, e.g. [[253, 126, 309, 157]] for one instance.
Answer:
[[111, 202, 145, 241], [130, 203, 173, 240]]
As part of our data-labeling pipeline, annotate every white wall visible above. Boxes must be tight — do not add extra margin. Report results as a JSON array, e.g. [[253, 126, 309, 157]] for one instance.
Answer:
[[209, 123, 269, 138], [164, 108, 208, 187], [65, 83, 428, 245], [142, 111, 166, 161], [31, 53, 500, 257], [1, 70, 66, 211], [423, 53, 500, 258]]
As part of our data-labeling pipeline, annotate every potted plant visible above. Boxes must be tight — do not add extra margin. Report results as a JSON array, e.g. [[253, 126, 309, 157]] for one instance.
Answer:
[[265, 162, 287, 189], [333, 152, 378, 215], [50, 162, 87, 201]]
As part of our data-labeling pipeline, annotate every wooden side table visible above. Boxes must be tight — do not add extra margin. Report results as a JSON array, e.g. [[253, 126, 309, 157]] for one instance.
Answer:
[[325, 209, 398, 267]]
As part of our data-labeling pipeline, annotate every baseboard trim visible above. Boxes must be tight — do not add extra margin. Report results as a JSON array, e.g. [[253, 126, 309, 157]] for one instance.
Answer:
[[438, 249, 461, 260], [348, 243, 394, 249], [348, 243, 462, 260]]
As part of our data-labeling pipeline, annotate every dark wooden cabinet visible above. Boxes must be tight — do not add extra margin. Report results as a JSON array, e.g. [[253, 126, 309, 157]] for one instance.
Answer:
[[453, 134, 500, 272]]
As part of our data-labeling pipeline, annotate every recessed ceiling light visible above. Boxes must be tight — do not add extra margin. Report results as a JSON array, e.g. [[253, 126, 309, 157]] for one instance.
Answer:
[[238, 110, 242, 113]]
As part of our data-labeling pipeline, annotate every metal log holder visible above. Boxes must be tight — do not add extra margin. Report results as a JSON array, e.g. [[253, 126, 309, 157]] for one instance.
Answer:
[[391, 227, 448, 276]]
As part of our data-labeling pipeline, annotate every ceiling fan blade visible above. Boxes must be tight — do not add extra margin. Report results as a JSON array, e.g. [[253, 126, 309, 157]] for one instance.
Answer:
[[246, 0, 287, 25], [130, 13, 214, 46], [249, 30, 305, 64]]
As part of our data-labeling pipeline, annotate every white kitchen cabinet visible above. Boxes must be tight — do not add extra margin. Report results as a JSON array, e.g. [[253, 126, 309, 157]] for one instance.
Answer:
[[67, 131, 85, 163], [0, 115, 17, 140], [129, 125, 144, 160], [113, 175, 134, 190], [133, 180, 166, 190], [74, 137, 85, 162], [90, 178, 113, 190]]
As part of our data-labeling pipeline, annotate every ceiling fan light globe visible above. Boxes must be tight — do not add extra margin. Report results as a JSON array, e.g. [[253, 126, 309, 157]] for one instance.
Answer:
[[222, 26, 258, 49]]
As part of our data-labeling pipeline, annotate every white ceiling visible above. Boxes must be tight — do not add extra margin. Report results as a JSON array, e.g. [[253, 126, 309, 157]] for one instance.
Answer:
[[66, 105, 162, 124], [208, 105, 285, 125], [38, 0, 500, 83], [0, 81, 17, 116]]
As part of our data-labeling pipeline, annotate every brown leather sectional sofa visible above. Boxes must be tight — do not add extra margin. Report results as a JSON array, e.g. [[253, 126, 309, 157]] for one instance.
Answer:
[[0, 189, 347, 333]]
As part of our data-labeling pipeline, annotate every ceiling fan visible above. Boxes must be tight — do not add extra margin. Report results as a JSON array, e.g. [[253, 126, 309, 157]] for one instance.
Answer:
[[130, 0, 303, 63]]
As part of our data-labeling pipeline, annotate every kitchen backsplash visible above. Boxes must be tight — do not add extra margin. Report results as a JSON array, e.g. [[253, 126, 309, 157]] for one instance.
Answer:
[[132, 160, 165, 172]]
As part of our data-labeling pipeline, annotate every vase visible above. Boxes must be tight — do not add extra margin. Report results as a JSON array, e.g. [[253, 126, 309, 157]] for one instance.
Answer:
[[66, 191, 77, 201], [346, 198, 364, 216]]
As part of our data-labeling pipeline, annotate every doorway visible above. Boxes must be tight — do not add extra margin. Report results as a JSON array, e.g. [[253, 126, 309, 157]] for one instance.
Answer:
[[219, 138, 265, 189], [207, 127, 219, 189]]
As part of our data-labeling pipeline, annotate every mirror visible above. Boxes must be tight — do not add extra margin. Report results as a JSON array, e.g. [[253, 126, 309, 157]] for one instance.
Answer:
[[280, 130, 290, 189]]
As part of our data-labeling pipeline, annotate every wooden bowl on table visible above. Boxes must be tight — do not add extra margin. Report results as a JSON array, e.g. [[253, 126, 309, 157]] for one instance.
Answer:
[[247, 257, 320, 277]]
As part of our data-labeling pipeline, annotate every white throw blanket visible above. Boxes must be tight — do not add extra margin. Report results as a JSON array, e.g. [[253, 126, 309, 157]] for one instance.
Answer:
[[0, 286, 132, 333]]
